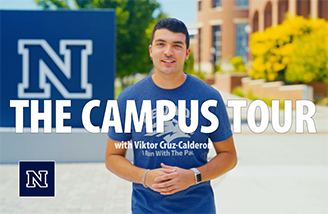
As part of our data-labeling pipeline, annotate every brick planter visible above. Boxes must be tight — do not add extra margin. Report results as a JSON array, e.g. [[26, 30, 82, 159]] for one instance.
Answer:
[[307, 81, 328, 99], [214, 73, 247, 93], [241, 77, 314, 109], [203, 77, 215, 85]]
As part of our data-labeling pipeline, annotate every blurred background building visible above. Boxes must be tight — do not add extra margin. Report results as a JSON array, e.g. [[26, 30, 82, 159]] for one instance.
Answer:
[[195, 0, 328, 73]]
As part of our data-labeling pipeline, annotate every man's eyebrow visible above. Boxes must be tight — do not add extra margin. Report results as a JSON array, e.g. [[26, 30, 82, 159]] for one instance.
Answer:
[[173, 41, 184, 45], [154, 39, 185, 46], [154, 39, 166, 43]]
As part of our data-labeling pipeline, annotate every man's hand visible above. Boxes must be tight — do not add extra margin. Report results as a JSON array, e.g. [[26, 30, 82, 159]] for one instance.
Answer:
[[151, 163, 195, 195], [144, 167, 176, 192]]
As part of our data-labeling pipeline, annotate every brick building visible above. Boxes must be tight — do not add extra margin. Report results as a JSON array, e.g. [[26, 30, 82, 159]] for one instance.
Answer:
[[195, 0, 328, 73]]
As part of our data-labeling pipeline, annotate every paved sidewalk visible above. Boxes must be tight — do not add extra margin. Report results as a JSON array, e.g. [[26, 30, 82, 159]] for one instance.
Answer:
[[1, 92, 327, 214], [1, 132, 327, 214], [214, 91, 328, 213], [0, 163, 132, 214]]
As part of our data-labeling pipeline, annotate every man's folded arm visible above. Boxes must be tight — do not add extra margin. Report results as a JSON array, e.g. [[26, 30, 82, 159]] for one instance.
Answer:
[[150, 136, 237, 195], [197, 135, 237, 182], [105, 137, 176, 189], [105, 137, 146, 184]]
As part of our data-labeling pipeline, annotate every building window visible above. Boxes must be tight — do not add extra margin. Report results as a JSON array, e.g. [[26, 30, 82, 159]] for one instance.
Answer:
[[264, 2, 272, 29], [235, 24, 248, 62], [235, 0, 248, 7], [212, 25, 221, 64], [278, 0, 288, 24], [212, 0, 221, 8], [198, 28, 202, 63], [198, 1, 202, 11], [297, 0, 310, 18], [319, 0, 328, 20], [253, 11, 259, 32]]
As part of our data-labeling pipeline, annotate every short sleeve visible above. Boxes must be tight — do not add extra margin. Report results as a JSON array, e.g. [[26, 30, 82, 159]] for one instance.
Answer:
[[107, 93, 132, 142], [208, 92, 233, 142]]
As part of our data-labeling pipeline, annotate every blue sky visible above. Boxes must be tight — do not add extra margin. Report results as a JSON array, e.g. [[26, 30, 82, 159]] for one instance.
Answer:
[[0, 0, 196, 24]]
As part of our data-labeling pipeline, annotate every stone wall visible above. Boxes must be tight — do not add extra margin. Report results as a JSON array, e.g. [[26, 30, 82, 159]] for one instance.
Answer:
[[241, 77, 313, 107], [214, 74, 320, 108], [214, 73, 247, 93]]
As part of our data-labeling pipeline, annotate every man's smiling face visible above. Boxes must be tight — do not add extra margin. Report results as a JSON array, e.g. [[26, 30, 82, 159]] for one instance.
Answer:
[[149, 29, 190, 76]]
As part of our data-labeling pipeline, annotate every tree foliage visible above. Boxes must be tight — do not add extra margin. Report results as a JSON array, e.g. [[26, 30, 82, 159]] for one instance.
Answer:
[[183, 51, 194, 74], [249, 14, 328, 83], [35, 0, 70, 9], [285, 19, 328, 83], [230, 56, 246, 73], [35, 0, 165, 79]]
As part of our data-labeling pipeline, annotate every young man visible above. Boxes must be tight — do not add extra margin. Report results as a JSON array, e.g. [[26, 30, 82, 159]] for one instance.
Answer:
[[106, 18, 237, 213]]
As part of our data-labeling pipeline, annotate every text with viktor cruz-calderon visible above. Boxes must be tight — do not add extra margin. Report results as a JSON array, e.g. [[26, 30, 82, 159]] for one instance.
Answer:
[[10, 99, 317, 134], [114, 141, 213, 150]]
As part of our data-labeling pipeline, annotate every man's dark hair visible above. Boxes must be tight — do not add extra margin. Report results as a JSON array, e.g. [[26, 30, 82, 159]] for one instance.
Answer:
[[151, 18, 190, 49]]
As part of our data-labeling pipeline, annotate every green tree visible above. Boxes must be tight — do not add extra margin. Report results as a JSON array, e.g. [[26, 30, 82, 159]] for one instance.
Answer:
[[230, 56, 246, 73], [285, 19, 328, 83], [183, 51, 194, 74], [249, 14, 328, 83], [35, 0, 165, 88]]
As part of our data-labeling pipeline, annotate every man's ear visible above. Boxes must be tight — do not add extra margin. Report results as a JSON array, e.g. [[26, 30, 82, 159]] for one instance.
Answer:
[[149, 45, 153, 59], [185, 48, 191, 60]]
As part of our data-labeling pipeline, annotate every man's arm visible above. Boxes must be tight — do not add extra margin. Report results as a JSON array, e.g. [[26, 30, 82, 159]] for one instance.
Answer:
[[197, 135, 237, 181], [152, 136, 237, 195], [105, 137, 144, 183], [105, 137, 176, 188]]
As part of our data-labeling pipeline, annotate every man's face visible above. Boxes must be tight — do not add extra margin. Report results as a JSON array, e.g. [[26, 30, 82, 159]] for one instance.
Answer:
[[149, 29, 190, 76]]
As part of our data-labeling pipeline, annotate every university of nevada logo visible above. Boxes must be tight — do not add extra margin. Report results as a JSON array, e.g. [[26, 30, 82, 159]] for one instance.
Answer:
[[18, 39, 93, 99], [0, 10, 115, 128], [19, 161, 55, 197]]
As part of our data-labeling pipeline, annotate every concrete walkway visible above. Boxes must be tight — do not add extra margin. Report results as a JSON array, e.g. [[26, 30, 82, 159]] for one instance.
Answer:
[[1, 92, 327, 214], [213, 91, 328, 214]]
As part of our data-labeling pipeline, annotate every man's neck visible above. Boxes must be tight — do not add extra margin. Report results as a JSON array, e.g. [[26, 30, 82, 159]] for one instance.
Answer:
[[151, 71, 187, 89]]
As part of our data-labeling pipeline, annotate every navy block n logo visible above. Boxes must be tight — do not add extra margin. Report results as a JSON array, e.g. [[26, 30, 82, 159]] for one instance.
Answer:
[[19, 161, 55, 197]]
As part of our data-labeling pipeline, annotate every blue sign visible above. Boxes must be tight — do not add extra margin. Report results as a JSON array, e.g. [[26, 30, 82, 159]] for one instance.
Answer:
[[0, 10, 115, 128], [19, 161, 55, 197]]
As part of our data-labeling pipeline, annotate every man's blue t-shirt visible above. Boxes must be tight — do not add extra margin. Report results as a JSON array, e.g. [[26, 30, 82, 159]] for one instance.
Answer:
[[108, 74, 232, 213]]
